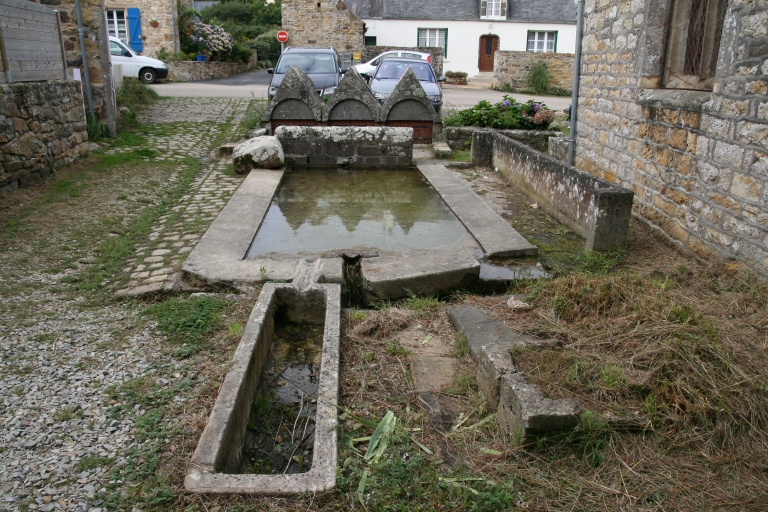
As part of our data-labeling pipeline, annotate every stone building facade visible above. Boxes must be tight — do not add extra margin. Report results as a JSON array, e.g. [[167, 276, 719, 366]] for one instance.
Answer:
[[575, 0, 768, 278], [281, 0, 364, 52], [103, 0, 181, 58], [493, 51, 574, 92]]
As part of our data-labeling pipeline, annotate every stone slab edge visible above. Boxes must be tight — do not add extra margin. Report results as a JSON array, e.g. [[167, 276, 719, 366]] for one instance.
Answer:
[[182, 169, 343, 286], [447, 305, 578, 439], [417, 163, 538, 258], [185, 283, 342, 494], [362, 250, 480, 300]]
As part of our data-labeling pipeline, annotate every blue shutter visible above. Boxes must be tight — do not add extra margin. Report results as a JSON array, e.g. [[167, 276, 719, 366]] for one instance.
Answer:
[[127, 8, 143, 53]]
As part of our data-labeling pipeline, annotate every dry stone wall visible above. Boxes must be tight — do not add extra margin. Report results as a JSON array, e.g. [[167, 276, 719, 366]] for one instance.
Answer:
[[166, 61, 249, 81], [493, 51, 574, 91], [281, 0, 364, 52], [575, 0, 768, 278], [0, 82, 89, 195]]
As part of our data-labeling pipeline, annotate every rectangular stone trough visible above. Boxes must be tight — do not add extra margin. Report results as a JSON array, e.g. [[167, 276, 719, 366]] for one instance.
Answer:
[[185, 283, 341, 495]]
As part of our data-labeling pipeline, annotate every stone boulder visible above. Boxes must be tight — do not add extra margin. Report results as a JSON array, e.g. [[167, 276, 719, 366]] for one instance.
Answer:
[[233, 136, 284, 173]]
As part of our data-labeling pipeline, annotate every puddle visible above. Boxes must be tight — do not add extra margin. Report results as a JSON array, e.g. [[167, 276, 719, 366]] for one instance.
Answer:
[[246, 168, 471, 258], [479, 261, 550, 280], [241, 321, 323, 475]]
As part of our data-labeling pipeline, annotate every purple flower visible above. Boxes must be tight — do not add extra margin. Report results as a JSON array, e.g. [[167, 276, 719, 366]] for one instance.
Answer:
[[502, 100, 511, 107], [532, 103, 541, 111]]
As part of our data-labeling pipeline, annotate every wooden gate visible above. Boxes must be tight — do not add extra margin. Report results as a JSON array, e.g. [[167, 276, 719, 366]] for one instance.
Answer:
[[478, 36, 499, 72], [0, 0, 69, 83], [386, 120, 433, 144]]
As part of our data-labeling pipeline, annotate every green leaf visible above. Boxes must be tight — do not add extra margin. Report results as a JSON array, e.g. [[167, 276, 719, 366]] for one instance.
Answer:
[[365, 411, 396, 462], [358, 469, 370, 510], [337, 406, 380, 429], [422, 333, 434, 345], [480, 447, 503, 456], [410, 436, 433, 455]]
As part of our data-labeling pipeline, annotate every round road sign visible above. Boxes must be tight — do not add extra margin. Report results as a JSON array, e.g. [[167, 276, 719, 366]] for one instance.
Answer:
[[277, 30, 289, 43]]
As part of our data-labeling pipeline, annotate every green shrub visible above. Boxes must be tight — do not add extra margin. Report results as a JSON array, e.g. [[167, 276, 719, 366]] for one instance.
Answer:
[[445, 70, 468, 78], [115, 78, 160, 132], [443, 96, 556, 130]]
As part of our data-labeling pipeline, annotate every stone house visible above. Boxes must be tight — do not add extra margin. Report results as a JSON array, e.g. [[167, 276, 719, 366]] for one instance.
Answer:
[[103, 0, 184, 58], [574, 0, 768, 278], [280, 1, 578, 75]]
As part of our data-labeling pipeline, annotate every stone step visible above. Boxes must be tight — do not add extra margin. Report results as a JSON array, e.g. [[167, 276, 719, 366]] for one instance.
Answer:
[[433, 142, 452, 158]]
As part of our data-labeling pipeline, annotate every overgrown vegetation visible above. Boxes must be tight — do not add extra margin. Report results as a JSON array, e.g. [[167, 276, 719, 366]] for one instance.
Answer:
[[116, 78, 160, 131], [443, 96, 556, 130]]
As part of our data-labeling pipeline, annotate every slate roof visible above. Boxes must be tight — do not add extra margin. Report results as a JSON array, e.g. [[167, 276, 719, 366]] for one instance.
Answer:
[[342, 0, 577, 24]]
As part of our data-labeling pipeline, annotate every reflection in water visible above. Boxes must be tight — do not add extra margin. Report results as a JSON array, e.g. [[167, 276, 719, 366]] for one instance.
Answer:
[[247, 168, 470, 258]]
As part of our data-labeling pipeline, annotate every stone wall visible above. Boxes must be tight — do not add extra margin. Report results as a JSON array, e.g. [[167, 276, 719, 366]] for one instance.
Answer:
[[275, 126, 413, 168], [472, 130, 634, 252], [361, 46, 445, 77], [493, 51, 574, 91], [0, 82, 89, 195], [575, 0, 768, 277], [30, 0, 113, 123], [166, 61, 249, 81], [281, 0, 364, 52]]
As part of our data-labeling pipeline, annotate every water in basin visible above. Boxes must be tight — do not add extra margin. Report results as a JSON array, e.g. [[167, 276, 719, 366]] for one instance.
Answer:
[[246, 168, 471, 258]]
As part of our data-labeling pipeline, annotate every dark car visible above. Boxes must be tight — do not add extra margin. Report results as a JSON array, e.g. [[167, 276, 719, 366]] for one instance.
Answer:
[[268, 47, 347, 99], [362, 58, 446, 112]]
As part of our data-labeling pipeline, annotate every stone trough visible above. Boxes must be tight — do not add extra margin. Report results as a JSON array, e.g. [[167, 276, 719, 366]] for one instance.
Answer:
[[185, 281, 341, 494]]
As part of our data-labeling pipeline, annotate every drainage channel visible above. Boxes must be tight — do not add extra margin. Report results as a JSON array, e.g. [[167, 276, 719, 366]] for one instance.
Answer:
[[186, 284, 341, 495]]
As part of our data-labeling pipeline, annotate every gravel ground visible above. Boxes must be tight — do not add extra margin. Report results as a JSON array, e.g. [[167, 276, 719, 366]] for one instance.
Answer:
[[0, 99, 247, 511]]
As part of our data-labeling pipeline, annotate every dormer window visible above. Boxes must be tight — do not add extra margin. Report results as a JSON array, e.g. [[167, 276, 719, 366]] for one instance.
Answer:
[[480, 0, 507, 19]]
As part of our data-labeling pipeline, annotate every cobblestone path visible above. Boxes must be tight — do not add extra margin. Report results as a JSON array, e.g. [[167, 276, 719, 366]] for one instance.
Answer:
[[116, 98, 248, 296]]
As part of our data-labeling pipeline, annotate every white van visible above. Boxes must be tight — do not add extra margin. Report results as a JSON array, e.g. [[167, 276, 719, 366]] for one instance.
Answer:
[[109, 36, 168, 84]]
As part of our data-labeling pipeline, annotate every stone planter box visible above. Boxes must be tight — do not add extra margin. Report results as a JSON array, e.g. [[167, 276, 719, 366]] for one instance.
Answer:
[[166, 61, 248, 81], [445, 76, 468, 85]]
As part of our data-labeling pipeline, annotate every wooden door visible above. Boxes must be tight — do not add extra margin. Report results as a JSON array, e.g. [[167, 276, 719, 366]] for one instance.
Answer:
[[478, 36, 498, 72], [385, 120, 433, 144]]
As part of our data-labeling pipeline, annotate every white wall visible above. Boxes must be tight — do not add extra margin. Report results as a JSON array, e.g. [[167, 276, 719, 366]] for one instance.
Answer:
[[361, 19, 577, 76]]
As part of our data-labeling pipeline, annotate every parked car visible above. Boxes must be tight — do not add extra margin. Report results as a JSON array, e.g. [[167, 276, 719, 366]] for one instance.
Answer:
[[362, 58, 446, 112], [268, 47, 347, 99], [108, 37, 168, 84], [354, 50, 432, 77]]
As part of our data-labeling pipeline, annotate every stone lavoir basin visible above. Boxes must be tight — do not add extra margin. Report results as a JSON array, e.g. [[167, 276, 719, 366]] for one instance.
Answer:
[[183, 128, 538, 301], [184, 126, 539, 495]]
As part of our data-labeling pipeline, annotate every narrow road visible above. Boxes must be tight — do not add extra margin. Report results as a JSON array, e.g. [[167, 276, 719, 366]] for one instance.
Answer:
[[150, 69, 572, 111]]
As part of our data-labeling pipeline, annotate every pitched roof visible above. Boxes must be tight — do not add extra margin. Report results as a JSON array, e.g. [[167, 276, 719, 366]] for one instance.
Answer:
[[342, 0, 577, 24]]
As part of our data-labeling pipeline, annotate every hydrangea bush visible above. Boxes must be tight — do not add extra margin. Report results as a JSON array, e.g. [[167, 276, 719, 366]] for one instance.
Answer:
[[444, 95, 556, 130], [188, 21, 233, 57]]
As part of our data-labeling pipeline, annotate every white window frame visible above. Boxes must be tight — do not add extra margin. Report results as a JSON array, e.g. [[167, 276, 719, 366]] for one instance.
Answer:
[[480, 0, 507, 19], [527, 31, 557, 53], [106, 9, 128, 44], [418, 28, 447, 57]]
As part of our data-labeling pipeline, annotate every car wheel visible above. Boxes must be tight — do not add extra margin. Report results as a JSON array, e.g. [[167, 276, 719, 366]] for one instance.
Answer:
[[139, 68, 157, 84]]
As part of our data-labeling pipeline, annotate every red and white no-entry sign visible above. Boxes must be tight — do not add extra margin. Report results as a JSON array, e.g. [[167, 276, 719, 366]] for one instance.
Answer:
[[276, 30, 289, 43]]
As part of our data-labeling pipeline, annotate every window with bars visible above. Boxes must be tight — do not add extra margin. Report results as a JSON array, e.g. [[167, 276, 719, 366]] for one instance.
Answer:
[[480, 0, 507, 18], [106, 10, 128, 43], [418, 28, 447, 57], [663, 0, 726, 90], [527, 31, 557, 53]]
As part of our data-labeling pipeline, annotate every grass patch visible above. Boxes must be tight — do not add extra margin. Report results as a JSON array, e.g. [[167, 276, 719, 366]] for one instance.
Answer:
[[452, 149, 471, 162], [142, 296, 228, 358]]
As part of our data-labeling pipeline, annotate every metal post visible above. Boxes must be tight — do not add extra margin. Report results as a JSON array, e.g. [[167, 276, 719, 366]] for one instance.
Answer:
[[54, 11, 70, 81], [74, 0, 94, 116], [0, 25, 12, 84], [567, 0, 585, 167]]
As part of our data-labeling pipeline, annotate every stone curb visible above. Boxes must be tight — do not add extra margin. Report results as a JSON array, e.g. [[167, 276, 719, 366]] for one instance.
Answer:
[[447, 304, 579, 442]]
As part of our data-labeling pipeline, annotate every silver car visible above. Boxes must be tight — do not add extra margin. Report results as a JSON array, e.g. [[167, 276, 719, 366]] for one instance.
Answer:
[[362, 58, 445, 112]]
